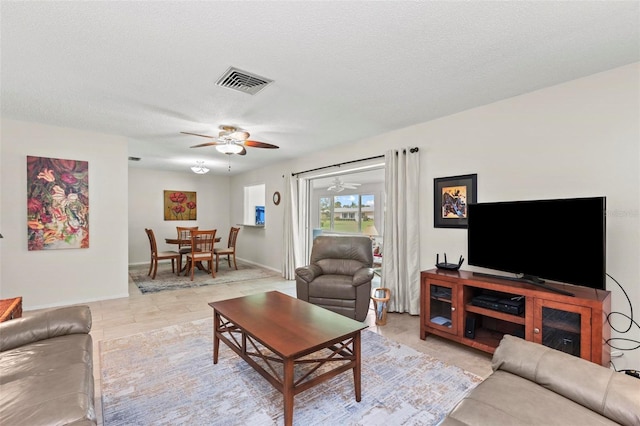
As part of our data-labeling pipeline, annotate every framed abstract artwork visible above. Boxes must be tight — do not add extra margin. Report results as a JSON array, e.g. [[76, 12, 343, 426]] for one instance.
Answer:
[[164, 190, 197, 220], [433, 173, 477, 228], [27, 155, 89, 250]]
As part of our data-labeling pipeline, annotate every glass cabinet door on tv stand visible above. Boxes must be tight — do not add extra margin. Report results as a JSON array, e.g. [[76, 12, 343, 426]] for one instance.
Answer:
[[424, 280, 457, 336], [534, 299, 592, 361]]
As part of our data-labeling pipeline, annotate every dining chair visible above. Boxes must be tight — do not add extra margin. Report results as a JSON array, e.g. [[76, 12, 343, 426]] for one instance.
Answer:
[[176, 226, 198, 272], [145, 228, 180, 279], [185, 229, 217, 281], [214, 226, 240, 272]]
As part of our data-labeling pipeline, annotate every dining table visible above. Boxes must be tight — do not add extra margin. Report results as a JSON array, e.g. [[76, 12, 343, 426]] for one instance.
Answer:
[[165, 236, 222, 275]]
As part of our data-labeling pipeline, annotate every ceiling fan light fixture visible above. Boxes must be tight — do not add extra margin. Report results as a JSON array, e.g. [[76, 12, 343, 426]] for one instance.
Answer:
[[216, 144, 243, 154], [191, 161, 210, 174]]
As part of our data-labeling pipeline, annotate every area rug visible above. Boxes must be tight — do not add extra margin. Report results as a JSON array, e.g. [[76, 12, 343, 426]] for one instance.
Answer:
[[129, 261, 280, 294], [100, 318, 482, 425]]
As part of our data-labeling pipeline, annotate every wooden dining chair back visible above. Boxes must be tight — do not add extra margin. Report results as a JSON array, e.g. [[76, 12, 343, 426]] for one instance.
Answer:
[[185, 229, 217, 281], [176, 226, 198, 271], [214, 226, 240, 272], [145, 228, 180, 279]]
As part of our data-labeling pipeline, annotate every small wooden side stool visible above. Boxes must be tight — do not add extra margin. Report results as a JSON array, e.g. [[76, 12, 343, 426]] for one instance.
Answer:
[[0, 297, 23, 322]]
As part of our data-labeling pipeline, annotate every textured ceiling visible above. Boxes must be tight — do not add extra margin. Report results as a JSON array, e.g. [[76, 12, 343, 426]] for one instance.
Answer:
[[2, 1, 638, 175]]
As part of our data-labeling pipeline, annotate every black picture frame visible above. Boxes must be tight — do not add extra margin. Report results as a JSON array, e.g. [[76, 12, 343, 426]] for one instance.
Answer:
[[433, 173, 477, 228]]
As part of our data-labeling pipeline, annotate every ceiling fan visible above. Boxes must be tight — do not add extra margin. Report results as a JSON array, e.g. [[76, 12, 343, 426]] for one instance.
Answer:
[[181, 125, 279, 155], [327, 177, 361, 192]]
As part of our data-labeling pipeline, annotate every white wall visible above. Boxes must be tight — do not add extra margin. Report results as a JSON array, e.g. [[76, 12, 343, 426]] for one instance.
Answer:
[[128, 168, 231, 264], [0, 118, 130, 309], [228, 167, 285, 270], [231, 63, 640, 369]]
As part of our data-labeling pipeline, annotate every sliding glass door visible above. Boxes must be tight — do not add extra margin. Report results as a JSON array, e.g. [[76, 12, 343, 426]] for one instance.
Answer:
[[304, 167, 385, 257]]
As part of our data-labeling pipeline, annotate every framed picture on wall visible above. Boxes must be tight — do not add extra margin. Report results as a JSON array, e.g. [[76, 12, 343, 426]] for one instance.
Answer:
[[27, 155, 90, 250], [164, 190, 197, 220], [433, 174, 477, 228]]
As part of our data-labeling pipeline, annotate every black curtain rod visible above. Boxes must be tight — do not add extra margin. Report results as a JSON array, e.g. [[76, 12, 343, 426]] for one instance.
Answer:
[[291, 155, 385, 177], [291, 148, 418, 177]]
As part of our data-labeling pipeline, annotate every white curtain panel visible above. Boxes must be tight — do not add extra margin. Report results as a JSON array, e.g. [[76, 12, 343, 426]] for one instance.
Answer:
[[282, 173, 301, 279], [382, 148, 421, 314], [283, 174, 308, 279]]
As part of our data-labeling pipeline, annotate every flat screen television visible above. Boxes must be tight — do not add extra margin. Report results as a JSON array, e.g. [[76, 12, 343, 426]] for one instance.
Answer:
[[467, 196, 606, 295]]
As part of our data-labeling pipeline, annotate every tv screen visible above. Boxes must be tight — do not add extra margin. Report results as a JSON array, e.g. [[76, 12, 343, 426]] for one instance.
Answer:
[[467, 197, 606, 290]]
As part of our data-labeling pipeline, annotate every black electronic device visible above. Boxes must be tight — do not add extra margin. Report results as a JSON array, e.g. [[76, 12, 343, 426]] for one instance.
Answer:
[[464, 317, 476, 339], [471, 294, 524, 316], [436, 253, 464, 271], [467, 197, 606, 293], [430, 287, 452, 300], [496, 297, 525, 315], [471, 294, 501, 311]]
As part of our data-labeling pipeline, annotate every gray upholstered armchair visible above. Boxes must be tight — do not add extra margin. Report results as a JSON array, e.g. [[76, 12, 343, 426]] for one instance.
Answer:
[[295, 235, 374, 321]]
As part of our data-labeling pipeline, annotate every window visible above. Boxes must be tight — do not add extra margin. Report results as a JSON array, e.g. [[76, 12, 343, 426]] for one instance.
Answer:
[[319, 193, 374, 234]]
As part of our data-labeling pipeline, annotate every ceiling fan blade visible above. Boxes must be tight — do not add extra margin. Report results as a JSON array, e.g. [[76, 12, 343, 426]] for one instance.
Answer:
[[181, 131, 216, 139], [237, 146, 247, 156], [244, 140, 279, 149], [190, 142, 222, 148]]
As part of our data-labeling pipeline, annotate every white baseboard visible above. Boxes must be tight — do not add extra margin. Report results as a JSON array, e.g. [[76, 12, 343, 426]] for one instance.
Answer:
[[25, 292, 130, 312]]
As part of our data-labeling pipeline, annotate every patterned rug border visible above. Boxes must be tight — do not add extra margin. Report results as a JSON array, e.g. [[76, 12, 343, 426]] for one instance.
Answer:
[[100, 318, 482, 425], [129, 260, 281, 294]]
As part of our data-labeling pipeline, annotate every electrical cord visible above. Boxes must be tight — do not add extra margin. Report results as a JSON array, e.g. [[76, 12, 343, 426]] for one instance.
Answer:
[[604, 273, 639, 371]]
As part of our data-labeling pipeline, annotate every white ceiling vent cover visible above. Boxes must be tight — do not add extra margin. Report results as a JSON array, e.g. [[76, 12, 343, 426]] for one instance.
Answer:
[[215, 67, 273, 95]]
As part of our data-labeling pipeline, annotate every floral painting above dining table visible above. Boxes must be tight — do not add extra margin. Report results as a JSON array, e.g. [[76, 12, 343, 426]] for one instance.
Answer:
[[27, 155, 89, 250], [164, 190, 197, 220]]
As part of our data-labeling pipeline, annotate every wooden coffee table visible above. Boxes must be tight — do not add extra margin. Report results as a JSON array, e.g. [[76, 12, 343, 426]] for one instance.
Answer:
[[209, 291, 367, 426]]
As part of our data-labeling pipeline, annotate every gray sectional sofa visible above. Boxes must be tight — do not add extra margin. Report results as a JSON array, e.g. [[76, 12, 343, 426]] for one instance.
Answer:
[[443, 334, 640, 426], [0, 305, 97, 425]]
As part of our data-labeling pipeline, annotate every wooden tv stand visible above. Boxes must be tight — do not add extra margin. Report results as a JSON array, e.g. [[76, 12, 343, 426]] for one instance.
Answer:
[[420, 269, 611, 366]]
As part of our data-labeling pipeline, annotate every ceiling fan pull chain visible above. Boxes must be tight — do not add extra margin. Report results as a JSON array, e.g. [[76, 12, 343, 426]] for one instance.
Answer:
[[228, 156, 231, 172]]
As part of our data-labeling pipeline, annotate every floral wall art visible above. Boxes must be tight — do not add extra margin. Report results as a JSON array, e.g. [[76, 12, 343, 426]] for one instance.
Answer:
[[27, 155, 89, 250], [164, 190, 197, 220]]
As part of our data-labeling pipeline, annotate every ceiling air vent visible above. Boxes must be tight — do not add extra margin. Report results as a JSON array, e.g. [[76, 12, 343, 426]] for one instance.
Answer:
[[215, 67, 273, 95], [128, 156, 141, 161]]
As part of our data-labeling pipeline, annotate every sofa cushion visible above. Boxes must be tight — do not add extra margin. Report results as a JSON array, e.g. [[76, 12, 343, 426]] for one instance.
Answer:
[[308, 274, 356, 299], [492, 335, 640, 426], [0, 334, 95, 426], [0, 306, 96, 426], [0, 305, 92, 352], [444, 370, 619, 426], [0, 334, 93, 383]]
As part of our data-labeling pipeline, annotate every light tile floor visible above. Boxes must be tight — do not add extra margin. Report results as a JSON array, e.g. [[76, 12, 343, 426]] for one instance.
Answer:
[[27, 271, 493, 425]]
